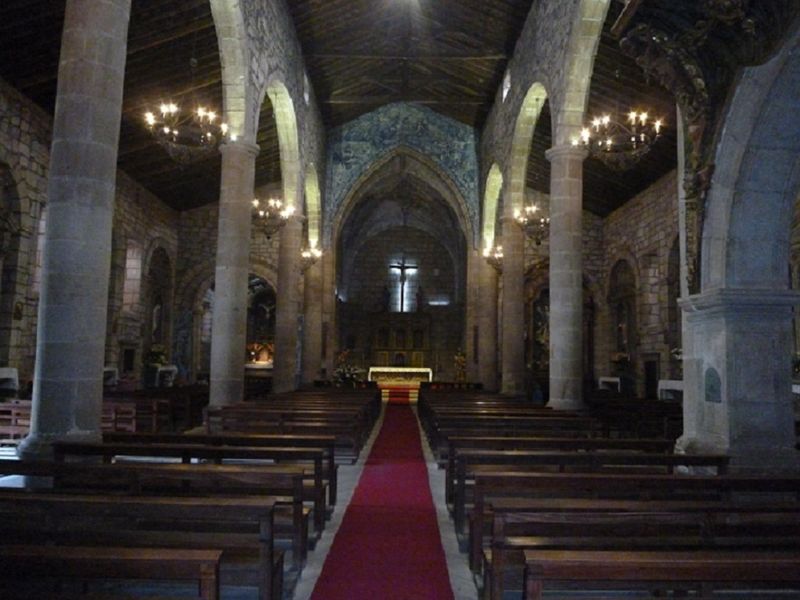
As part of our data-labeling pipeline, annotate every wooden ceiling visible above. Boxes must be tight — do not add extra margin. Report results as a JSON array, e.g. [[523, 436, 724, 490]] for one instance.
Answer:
[[0, 0, 678, 217]]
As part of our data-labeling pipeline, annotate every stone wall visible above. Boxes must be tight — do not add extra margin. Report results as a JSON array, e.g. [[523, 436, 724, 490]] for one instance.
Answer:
[[0, 78, 184, 386], [0, 78, 51, 381], [600, 171, 680, 393], [171, 181, 284, 381]]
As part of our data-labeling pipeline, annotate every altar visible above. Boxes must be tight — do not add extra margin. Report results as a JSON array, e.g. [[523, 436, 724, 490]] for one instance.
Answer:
[[367, 366, 432, 404]]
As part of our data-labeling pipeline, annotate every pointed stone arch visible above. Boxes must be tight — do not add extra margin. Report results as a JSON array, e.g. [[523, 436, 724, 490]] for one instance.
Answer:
[[482, 163, 504, 250], [555, 0, 611, 144], [332, 146, 472, 250], [507, 83, 548, 217]]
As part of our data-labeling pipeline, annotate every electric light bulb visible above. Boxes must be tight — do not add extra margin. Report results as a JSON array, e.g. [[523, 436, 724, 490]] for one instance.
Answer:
[[252, 199, 260, 208], [629, 111, 638, 124], [145, 112, 155, 126]]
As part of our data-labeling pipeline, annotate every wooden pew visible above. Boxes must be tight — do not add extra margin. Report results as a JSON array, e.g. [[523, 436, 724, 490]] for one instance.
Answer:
[[0, 458, 309, 571], [523, 550, 800, 600], [468, 470, 800, 573], [0, 545, 222, 600], [485, 507, 800, 600], [53, 439, 330, 533], [102, 430, 339, 504], [450, 449, 730, 533], [0, 490, 279, 600], [205, 410, 368, 462]]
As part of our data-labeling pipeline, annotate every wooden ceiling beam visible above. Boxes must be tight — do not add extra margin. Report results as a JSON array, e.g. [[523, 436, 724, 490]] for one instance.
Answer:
[[324, 96, 488, 105], [308, 53, 506, 61]]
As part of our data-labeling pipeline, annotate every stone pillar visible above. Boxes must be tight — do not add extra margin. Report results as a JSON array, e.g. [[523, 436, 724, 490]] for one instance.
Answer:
[[465, 249, 480, 383], [478, 256, 499, 391], [19, 0, 132, 458], [301, 258, 323, 385], [209, 141, 259, 407], [500, 213, 525, 396], [679, 289, 800, 472], [274, 216, 303, 393], [546, 145, 587, 410], [321, 250, 336, 379]]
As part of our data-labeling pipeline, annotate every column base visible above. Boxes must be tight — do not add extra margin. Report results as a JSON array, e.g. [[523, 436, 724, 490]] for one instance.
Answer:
[[17, 429, 102, 461], [676, 435, 800, 474], [548, 397, 585, 411]]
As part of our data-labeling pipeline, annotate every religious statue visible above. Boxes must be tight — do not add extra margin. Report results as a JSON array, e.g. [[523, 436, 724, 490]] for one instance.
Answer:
[[381, 284, 391, 312]]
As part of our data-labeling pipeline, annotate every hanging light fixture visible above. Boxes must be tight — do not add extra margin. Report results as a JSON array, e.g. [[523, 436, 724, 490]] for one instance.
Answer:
[[513, 203, 550, 245], [142, 55, 229, 165], [300, 247, 323, 272], [572, 109, 664, 171], [482, 245, 503, 273], [252, 198, 295, 236]]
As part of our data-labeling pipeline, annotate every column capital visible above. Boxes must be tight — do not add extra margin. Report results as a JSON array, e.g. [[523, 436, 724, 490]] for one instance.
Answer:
[[680, 288, 800, 317], [220, 140, 260, 158], [545, 144, 588, 163]]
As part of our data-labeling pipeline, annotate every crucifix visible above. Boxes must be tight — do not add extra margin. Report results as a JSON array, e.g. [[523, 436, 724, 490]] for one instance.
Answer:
[[389, 256, 417, 313]]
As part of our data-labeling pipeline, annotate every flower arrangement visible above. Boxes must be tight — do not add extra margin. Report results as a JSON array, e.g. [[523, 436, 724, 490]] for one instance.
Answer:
[[144, 343, 167, 367], [454, 349, 466, 382], [334, 350, 362, 385]]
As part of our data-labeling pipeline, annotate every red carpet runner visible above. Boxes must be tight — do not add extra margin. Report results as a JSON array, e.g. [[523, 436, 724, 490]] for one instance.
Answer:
[[310, 404, 454, 600]]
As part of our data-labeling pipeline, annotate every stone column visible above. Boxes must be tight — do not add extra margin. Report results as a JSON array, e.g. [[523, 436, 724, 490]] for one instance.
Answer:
[[478, 256, 499, 391], [19, 0, 132, 458], [301, 258, 323, 385], [465, 249, 480, 383], [501, 213, 525, 396], [321, 250, 336, 379], [209, 141, 259, 407], [546, 145, 587, 410], [679, 289, 800, 472], [273, 216, 303, 393]]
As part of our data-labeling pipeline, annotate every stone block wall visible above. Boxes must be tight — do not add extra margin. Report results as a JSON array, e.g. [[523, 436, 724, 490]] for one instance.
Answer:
[[600, 171, 680, 394], [0, 78, 183, 386]]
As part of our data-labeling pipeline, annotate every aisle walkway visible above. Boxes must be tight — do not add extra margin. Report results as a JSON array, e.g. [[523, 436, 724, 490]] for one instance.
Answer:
[[308, 404, 455, 600]]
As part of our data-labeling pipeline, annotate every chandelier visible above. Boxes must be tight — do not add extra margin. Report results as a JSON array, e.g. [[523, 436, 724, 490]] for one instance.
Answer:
[[513, 204, 550, 245], [252, 198, 295, 236], [144, 102, 228, 165], [482, 245, 503, 273], [300, 247, 323, 272], [572, 110, 663, 171]]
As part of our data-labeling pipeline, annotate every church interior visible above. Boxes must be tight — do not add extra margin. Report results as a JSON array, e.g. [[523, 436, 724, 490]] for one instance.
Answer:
[[0, 0, 800, 598]]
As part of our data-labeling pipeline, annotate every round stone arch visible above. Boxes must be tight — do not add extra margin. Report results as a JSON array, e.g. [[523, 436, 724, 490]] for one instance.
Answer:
[[482, 164, 504, 250], [330, 146, 473, 252], [258, 80, 302, 210], [701, 25, 800, 291], [304, 164, 321, 249], [676, 25, 800, 469], [507, 83, 549, 218], [208, 0, 252, 140], [554, 0, 611, 144]]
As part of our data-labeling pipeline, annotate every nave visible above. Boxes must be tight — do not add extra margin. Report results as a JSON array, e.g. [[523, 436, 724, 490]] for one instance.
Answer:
[[3, 385, 800, 599]]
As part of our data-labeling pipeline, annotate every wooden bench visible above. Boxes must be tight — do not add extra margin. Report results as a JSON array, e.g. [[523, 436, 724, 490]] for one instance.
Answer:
[[103, 430, 339, 503], [0, 490, 279, 600], [0, 545, 222, 600], [451, 449, 730, 533], [523, 549, 800, 600], [0, 458, 309, 571], [53, 439, 331, 533], [469, 470, 800, 573], [485, 507, 800, 600]]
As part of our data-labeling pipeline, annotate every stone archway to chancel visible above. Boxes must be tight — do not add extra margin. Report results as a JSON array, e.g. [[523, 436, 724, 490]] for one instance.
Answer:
[[246, 275, 277, 368], [332, 150, 470, 399]]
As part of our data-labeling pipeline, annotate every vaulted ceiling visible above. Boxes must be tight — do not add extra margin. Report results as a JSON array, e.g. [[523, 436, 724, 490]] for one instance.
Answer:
[[0, 0, 690, 218]]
